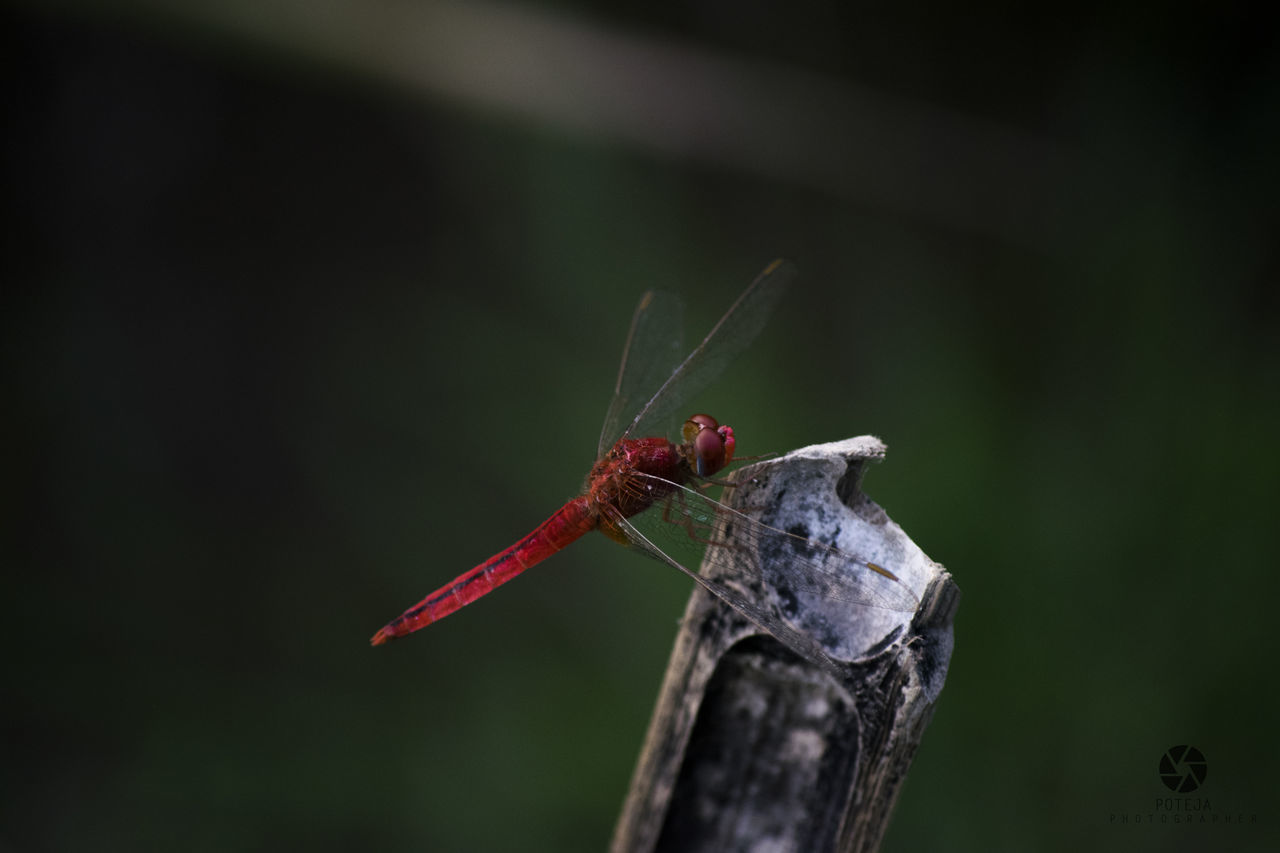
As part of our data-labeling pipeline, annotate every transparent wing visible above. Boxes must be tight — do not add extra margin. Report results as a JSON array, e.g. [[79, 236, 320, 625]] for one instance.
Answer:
[[612, 510, 846, 675], [608, 472, 918, 666], [597, 290, 684, 458], [598, 260, 797, 456]]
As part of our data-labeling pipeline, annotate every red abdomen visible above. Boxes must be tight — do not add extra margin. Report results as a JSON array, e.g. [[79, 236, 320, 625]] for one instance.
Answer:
[[370, 497, 596, 644]]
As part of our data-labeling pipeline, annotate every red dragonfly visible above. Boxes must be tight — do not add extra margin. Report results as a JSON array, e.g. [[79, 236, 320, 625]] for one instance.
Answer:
[[370, 260, 917, 666]]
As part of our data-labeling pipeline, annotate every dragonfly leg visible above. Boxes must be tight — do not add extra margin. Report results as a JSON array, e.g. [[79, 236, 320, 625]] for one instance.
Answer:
[[694, 474, 739, 489], [660, 491, 751, 553], [693, 474, 771, 516]]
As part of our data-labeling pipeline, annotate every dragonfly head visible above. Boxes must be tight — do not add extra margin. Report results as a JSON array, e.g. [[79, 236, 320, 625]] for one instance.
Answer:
[[682, 414, 735, 478]]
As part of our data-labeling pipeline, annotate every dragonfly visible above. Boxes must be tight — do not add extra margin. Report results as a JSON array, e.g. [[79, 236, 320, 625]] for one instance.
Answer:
[[370, 260, 918, 668]]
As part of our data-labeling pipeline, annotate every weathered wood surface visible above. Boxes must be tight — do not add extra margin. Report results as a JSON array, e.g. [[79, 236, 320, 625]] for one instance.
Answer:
[[611, 436, 958, 853]]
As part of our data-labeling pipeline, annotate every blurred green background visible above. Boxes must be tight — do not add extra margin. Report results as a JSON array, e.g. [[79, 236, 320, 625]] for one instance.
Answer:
[[4, 1, 1277, 851]]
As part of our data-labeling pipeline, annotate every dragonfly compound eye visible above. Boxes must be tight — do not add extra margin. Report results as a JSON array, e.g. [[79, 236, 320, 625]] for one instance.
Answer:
[[692, 423, 729, 476], [682, 413, 719, 443]]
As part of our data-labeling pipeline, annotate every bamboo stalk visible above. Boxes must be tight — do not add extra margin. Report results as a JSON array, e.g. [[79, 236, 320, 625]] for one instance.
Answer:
[[612, 437, 958, 853]]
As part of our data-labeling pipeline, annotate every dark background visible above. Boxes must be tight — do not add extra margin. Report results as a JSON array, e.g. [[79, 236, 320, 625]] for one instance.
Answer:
[[4, 2, 1277, 851]]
